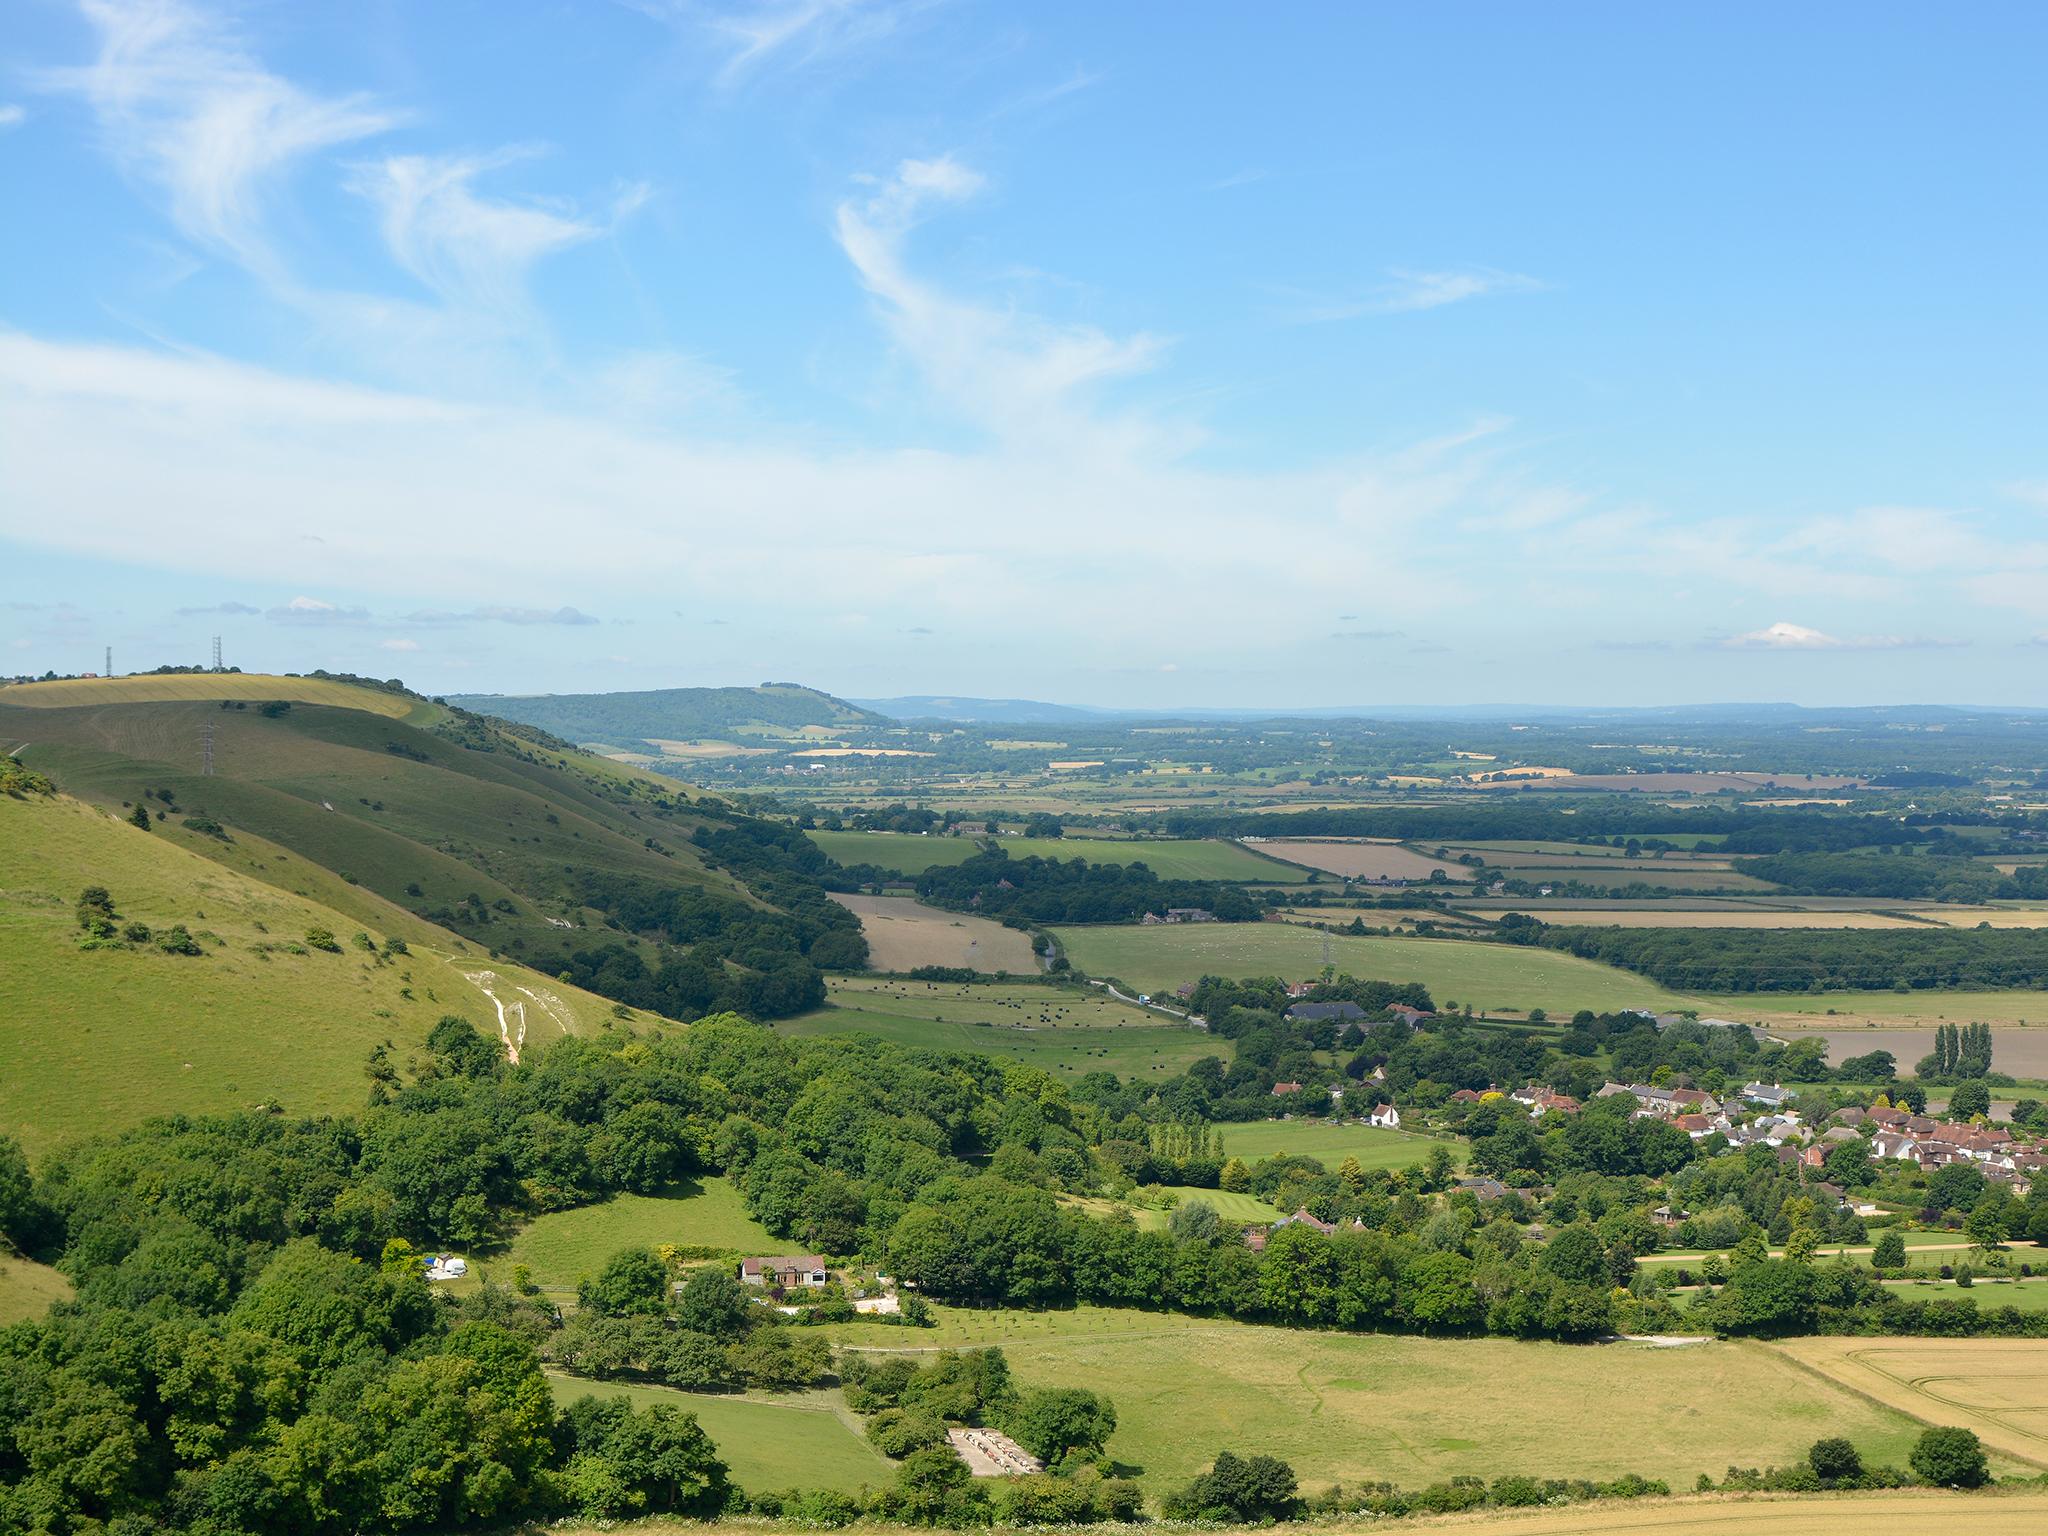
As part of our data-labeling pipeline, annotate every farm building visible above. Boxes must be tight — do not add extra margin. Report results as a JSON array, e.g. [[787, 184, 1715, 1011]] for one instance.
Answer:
[[741, 1255, 830, 1288]]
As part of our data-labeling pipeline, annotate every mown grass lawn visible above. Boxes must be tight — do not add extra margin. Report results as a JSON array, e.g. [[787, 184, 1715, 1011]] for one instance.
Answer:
[[1219, 1119, 1462, 1172], [500, 1180, 775, 1292], [544, 1374, 889, 1493]]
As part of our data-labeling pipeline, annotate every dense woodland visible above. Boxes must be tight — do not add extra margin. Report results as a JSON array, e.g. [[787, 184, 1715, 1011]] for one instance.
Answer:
[[915, 850, 1264, 925]]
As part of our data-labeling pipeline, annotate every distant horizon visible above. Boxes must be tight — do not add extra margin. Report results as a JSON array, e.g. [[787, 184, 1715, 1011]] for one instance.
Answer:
[[14, 665, 2048, 721]]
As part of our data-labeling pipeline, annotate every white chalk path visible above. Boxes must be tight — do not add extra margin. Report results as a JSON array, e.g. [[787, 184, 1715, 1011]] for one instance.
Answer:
[[461, 969, 528, 1064], [515, 984, 575, 1038]]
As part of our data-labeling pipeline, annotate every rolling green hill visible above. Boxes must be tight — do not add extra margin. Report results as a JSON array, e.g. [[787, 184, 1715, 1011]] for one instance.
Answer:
[[447, 681, 886, 745], [2, 672, 870, 1037], [0, 789, 640, 1154]]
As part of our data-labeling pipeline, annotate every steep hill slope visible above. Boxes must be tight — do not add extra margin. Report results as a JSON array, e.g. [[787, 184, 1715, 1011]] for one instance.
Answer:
[[0, 790, 635, 1154], [1, 673, 867, 1028], [448, 681, 885, 745]]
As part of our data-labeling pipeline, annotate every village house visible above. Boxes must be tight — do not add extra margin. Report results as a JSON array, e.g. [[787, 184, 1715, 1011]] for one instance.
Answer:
[[741, 1255, 830, 1289], [1387, 1005, 1435, 1027], [1367, 1102, 1402, 1129], [1510, 1085, 1581, 1117], [1271, 1081, 1305, 1097], [1742, 1081, 1794, 1109], [1286, 1000, 1366, 1023]]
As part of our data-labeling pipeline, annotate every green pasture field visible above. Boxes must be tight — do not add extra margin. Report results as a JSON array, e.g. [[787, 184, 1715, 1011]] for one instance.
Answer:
[[1645, 1230, 1970, 1265], [780, 978, 1221, 1077], [0, 793, 621, 1155], [1053, 921, 2048, 1031], [0, 1255, 72, 1326], [498, 1179, 776, 1293], [1218, 1120, 1463, 1172], [545, 1375, 889, 1493], [805, 829, 1296, 882], [1066, 1187, 1287, 1231], [1051, 923, 1693, 1017], [821, 1305, 1922, 1490], [1876, 1277, 2048, 1311]]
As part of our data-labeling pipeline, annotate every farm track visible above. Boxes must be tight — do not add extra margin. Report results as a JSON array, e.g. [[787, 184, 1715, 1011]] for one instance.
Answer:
[[1772, 1337, 2048, 1470]]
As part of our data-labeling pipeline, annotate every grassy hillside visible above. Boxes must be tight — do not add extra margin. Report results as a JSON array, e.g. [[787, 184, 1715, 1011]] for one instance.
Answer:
[[0, 790, 641, 1154], [1, 676, 764, 977], [1, 671, 435, 721], [449, 682, 885, 744]]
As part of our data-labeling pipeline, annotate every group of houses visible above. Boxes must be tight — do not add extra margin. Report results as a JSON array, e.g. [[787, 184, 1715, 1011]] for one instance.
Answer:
[[1140, 907, 1218, 924], [1862, 1105, 2046, 1185], [1281, 994, 1434, 1029]]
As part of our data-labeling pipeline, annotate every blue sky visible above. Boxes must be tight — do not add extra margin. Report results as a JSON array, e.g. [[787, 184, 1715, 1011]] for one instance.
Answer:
[[4, 1, 2046, 707]]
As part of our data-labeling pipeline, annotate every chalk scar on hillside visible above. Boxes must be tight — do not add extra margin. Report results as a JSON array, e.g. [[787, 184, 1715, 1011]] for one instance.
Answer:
[[461, 969, 531, 1064]]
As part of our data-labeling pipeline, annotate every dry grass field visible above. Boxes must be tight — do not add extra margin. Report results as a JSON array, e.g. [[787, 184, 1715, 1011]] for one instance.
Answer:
[[827, 893, 1039, 973], [1764, 1024, 2048, 1079], [1510, 909, 1926, 929], [1771, 1337, 2048, 1470], [558, 1491, 2048, 1536], [1249, 839, 1473, 881], [822, 1309, 1923, 1490]]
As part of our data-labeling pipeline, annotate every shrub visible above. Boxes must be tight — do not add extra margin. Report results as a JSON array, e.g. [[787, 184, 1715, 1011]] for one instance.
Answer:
[[304, 928, 342, 953], [1809, 1437, 1862, 1483], [1909, 1426, 1988, 1488]]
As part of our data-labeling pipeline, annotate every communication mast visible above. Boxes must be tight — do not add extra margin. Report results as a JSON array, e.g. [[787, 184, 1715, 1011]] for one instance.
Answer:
[[212, 635, 222, 671]]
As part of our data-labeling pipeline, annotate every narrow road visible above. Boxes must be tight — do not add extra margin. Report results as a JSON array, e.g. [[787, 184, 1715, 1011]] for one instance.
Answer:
[[1095, 979, 1205, 1027]]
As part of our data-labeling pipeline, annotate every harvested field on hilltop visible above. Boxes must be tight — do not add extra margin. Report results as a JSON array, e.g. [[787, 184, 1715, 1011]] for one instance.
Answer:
[[1772, 1337, 2048, 1470], [783, 977, 1216, 1077], [1783, 1024, 2048, 1079], [822, 1308, 1921, 1490], [0, 672, 432, 720], [828, 893, 1038, 973], [1250, 839, 1471, 881], [1472, 772, 1864, 793], [1512, 909, 1927, 929]]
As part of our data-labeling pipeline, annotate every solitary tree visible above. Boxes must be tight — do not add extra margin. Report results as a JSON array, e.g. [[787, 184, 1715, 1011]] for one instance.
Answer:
[[1909, 1426, 1988, 1488]]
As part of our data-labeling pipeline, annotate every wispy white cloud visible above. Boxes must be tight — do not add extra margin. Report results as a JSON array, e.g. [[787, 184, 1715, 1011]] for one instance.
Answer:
[[0, 104, 26, 129], [347, 152, 639, 315], [624, 0, 929, 84], [834, 155, 1169, 446], [49, 0, 399, 277], [379, 637, 420, 651], [1281, 266, 1545, 324], [175, 599, 259, 615]]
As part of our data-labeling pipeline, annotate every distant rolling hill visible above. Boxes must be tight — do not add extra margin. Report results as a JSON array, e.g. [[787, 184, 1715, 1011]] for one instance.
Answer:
[[448, 682, 886, 745], [851, 694, 1109, 724]]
